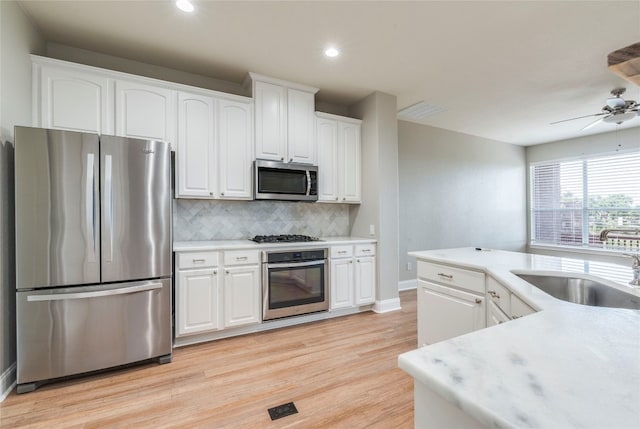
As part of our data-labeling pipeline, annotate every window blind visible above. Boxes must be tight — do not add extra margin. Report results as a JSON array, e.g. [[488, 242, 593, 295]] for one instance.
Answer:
[[530, 151, 640, 252]]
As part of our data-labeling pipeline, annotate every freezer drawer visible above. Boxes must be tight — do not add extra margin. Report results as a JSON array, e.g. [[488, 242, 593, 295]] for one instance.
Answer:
[[16, 278, 172, 388]]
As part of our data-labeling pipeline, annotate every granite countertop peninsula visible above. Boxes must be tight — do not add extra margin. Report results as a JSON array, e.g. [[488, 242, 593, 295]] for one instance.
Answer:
[[399, 247, 640, 429], [173, 236, 376, 252]]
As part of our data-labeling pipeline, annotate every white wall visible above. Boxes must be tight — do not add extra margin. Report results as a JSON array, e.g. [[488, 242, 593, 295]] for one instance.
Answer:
[[398, 120, 527, 282], [349, 92, 401, 310], [525, 126, 640, 264], [0, 0, 45, 399]]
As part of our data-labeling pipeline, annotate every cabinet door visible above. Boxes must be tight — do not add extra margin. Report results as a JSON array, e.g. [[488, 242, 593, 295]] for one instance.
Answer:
[[330, 258, 354, 309], [177, 91, 216, 198], [224, 265, 260, 327], [355, 256, 376, 305], [115, 80, 177, 145], [316, 117, 339, 202], [39, 66, 113, 134], [340, 122, 361, 203], [254, 81, 286, 161], [218, 98, 253, 199], [487, 300, 510, 327], [417, 279, 485, 346], [176, 268, 220, 336], [287, 88, 316, 164]]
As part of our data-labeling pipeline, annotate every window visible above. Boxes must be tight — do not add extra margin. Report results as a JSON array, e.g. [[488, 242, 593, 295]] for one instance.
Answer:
[[530, 151, 640, 252]]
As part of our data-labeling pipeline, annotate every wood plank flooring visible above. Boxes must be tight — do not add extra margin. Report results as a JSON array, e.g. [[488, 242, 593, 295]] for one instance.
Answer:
[[0, 290, 417, 428]]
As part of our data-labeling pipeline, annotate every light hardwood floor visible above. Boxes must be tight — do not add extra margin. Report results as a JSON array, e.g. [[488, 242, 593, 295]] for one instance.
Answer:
[[0, 290, 417, 428]]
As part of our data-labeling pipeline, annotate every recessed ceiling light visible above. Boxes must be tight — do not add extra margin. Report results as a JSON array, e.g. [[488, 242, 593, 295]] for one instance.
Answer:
[[176, 0, 195, 13], [324, 47, 340, 58]]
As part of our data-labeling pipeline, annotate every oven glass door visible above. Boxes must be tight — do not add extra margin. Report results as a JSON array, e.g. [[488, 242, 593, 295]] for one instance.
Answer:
[[268, 262, 325, 310]]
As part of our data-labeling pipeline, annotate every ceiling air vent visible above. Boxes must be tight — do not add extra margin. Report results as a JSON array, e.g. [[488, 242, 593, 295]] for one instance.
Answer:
[[397, 101, 447, 122]]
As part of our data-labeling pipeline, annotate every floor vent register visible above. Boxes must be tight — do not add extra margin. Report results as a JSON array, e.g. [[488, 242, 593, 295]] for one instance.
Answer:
[[268, 402, 298, 420]]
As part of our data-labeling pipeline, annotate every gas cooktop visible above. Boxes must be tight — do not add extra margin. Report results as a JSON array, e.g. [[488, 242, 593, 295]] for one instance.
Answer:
[[251, 234, 321, 243]]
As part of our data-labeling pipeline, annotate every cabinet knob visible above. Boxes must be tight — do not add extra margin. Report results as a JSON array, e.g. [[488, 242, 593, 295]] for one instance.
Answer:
[[225, 270, 229, 274], [213, 270, 217, 275], [357, 259, 360, 262], [209, 192, 213, 196], [343, 197, 346, 201], [289, 158, 293, 162], [335, 197, 338, 201], [475, 298, 482, 304], [281, 157, 284, 161], [221, 192, 224, 196]]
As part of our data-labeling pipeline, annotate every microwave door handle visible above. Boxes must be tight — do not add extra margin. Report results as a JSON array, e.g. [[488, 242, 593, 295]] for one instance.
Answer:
[[306, 170, 311, 196]]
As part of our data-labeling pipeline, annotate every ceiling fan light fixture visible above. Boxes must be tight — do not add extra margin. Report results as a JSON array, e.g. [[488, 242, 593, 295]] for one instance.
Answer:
[[606, 97, 626, 109], [602, 111, 636, 124]]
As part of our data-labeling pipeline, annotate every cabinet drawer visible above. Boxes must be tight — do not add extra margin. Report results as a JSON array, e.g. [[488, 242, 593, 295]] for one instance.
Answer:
[[331, 245, 353, 259], [486, 277, 511, 315], [355, 244, 375, 257], [223, 250, 259, 266], [417, 261, 484, 294], [177, 251, 219, 269]]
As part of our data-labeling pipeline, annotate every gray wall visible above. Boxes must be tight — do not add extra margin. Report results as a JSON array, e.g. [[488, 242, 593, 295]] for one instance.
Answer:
[[525, 126, 640, 264], [349, 92, 400, 306], [398, 120, 527, 282], [0, 0, 45, 398]]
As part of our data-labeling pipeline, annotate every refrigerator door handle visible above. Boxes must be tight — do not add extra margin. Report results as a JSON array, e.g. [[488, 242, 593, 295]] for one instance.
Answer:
[[104, 154, 113, 262], [85, 153, 97, 262], [26, 283, 163, 302]]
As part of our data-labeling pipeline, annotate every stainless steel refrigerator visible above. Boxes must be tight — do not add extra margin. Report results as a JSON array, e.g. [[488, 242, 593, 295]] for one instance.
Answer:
[[14, 126, 172, 393]]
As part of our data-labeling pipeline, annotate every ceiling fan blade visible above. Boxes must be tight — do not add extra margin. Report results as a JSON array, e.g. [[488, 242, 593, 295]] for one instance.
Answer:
[[550, 112, 608, 125], [581, 116, 606, 130]]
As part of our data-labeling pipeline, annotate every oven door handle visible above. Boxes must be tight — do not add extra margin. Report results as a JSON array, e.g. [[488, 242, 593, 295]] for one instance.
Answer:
[[267, 260, 326, 269]]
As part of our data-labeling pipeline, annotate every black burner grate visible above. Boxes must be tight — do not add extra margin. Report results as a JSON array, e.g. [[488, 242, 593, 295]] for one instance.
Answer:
[[251, 234, 320, 243]]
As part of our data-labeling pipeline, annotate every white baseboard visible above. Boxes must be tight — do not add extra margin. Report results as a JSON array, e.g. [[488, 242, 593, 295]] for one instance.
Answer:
[[398, 279, 417, 291], [373, 297, 402, 313], [0, 363, 16, 402]]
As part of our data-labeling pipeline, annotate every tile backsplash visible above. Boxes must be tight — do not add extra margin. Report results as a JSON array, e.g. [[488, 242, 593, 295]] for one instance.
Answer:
[[173, 199, 351, 241]]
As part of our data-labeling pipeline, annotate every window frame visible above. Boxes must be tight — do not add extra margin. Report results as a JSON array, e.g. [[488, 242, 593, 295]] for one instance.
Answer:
[[528, 148, 640, 255]]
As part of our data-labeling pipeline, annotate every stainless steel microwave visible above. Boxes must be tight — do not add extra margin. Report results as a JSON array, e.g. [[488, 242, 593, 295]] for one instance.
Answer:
[[254, 160, 318, 201]]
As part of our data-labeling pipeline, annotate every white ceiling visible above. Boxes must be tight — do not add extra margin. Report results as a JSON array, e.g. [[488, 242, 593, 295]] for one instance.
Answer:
[[17, 0, 640, 146]]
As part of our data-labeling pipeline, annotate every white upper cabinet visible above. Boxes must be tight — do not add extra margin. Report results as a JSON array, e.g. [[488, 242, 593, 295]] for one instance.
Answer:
[[253, 81, 287, 161], [33, 59, 114, 134], [340, 121, 361, 202], [176, 90, 253, 200], [316, 117, 339, 201], [249, 73, 319, 164], [287, 88, 316, 164], [218, 98, 253, 199], [315, 112, 362, 203], [177, 91, 216, 198], [115, 80, 177, 145]]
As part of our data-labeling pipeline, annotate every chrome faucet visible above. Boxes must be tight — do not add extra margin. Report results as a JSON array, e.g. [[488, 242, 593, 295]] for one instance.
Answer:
[[599, 228, 640, 286]]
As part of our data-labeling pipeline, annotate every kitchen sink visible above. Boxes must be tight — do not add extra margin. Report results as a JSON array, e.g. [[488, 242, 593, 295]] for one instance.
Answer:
[[515, 274, 640, 310]]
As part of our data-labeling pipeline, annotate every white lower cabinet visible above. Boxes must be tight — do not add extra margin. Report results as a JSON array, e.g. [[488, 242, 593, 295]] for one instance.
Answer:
[[416, 261, 485, 346], [486, 276, 536, 325], [330, 244, 376, 310], [330, 257, 354, 309], [177, 268, 220, 336], [417, 279, 485, 346], [224, 265, 260, 328], [175, 250, 260, 338]]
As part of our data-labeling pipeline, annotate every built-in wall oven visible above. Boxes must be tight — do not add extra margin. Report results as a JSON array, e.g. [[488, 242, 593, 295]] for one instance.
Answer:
[[262, 248, 329, 320]]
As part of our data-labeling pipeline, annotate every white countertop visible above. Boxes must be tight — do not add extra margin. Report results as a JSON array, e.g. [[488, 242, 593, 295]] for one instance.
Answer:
[[173, 236, 376, 252], [399, 247, 640, 429]]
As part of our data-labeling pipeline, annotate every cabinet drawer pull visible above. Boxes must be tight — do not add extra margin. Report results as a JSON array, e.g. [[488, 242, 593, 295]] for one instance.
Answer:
[[488, 290, 500, 299], [475, 298, 482, 304], [236, 256, 248, 261], [192, 258, 206, 263], [362, 249, 371, 252], [338, 250, 347, 254], [512, 315, 522, 319], [437, 272, 453, 279]]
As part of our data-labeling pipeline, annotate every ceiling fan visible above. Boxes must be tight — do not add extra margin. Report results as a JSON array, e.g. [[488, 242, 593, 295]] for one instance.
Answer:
[[551, 88, 639, 130]]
